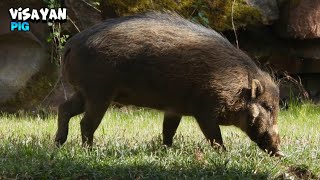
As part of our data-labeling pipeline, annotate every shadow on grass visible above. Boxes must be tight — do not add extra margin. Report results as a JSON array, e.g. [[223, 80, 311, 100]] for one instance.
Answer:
[[0, 158, 271, 179], [1, 133, 319, 179], [66, 164, 270, 179], [0, 145, 271, 179], [1, 132, 318, 179]]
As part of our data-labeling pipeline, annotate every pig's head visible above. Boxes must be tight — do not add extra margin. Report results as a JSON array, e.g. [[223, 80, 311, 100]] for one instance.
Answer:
[[240, 79, 284, 157]]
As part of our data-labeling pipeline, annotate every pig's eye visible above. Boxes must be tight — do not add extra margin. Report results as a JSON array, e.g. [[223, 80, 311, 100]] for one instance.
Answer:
[[266, 106, 273, 112], [262, 103, 273, 112]]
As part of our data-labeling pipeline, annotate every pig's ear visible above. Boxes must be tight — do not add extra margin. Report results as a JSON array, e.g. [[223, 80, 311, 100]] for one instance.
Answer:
[[251, 79, 264, 99]]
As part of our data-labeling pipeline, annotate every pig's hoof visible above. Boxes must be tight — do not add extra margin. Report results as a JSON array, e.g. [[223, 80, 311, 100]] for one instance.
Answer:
[[54, 136, 67, 147], [212, 142, 227, 151], [273, 151, 286, 158], [163, 140, 173, 147], [54, 140, 63, 147], [163, 143, 173, 148]]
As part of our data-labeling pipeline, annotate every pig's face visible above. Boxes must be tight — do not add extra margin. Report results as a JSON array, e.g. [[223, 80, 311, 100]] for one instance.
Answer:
[[242, 79, 284, 157]]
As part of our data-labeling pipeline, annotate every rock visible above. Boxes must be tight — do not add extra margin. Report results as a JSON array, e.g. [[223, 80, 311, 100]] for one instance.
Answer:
[[226, 27, 320, 74], [276, 0, 320, 39], [100, 0, 118, 19], [0, 0, 39, 7], [226, 27, 304, 74], [294, 39, 320, 60], [278, 79, 308, 108], [246, 0, 279, 24], [0, 2, 56, 112], [100, 0, 270, 31], [63, 0, 102, 34]]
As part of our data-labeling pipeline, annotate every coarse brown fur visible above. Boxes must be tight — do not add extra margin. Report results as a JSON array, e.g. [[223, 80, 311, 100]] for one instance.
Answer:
[[55, 12, 283, 156]]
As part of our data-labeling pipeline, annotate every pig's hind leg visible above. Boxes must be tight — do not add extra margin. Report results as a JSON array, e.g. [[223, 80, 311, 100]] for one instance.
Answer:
[[55, 91, 85, 147], [80, 90, 112, 147]]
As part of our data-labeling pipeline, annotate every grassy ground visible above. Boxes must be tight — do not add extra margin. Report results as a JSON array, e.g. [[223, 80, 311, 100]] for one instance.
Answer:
[[0, 103, 319, 179]]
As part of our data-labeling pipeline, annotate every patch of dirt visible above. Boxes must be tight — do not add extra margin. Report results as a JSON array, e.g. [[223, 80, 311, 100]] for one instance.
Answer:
[[280, 166, 319, 180]]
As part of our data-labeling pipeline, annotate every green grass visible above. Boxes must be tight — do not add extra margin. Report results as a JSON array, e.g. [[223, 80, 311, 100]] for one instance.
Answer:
[[0, 104, 319, 179]]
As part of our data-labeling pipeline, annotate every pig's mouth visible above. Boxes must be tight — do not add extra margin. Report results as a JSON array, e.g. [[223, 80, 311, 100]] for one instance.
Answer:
[[256, 136, 284, 157], [259, 144, 283, 157], [246, 127, 285, 157]]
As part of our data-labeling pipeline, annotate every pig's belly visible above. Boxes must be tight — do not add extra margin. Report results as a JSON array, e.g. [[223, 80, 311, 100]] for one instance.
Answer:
[[112, 88, 195, 115]]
